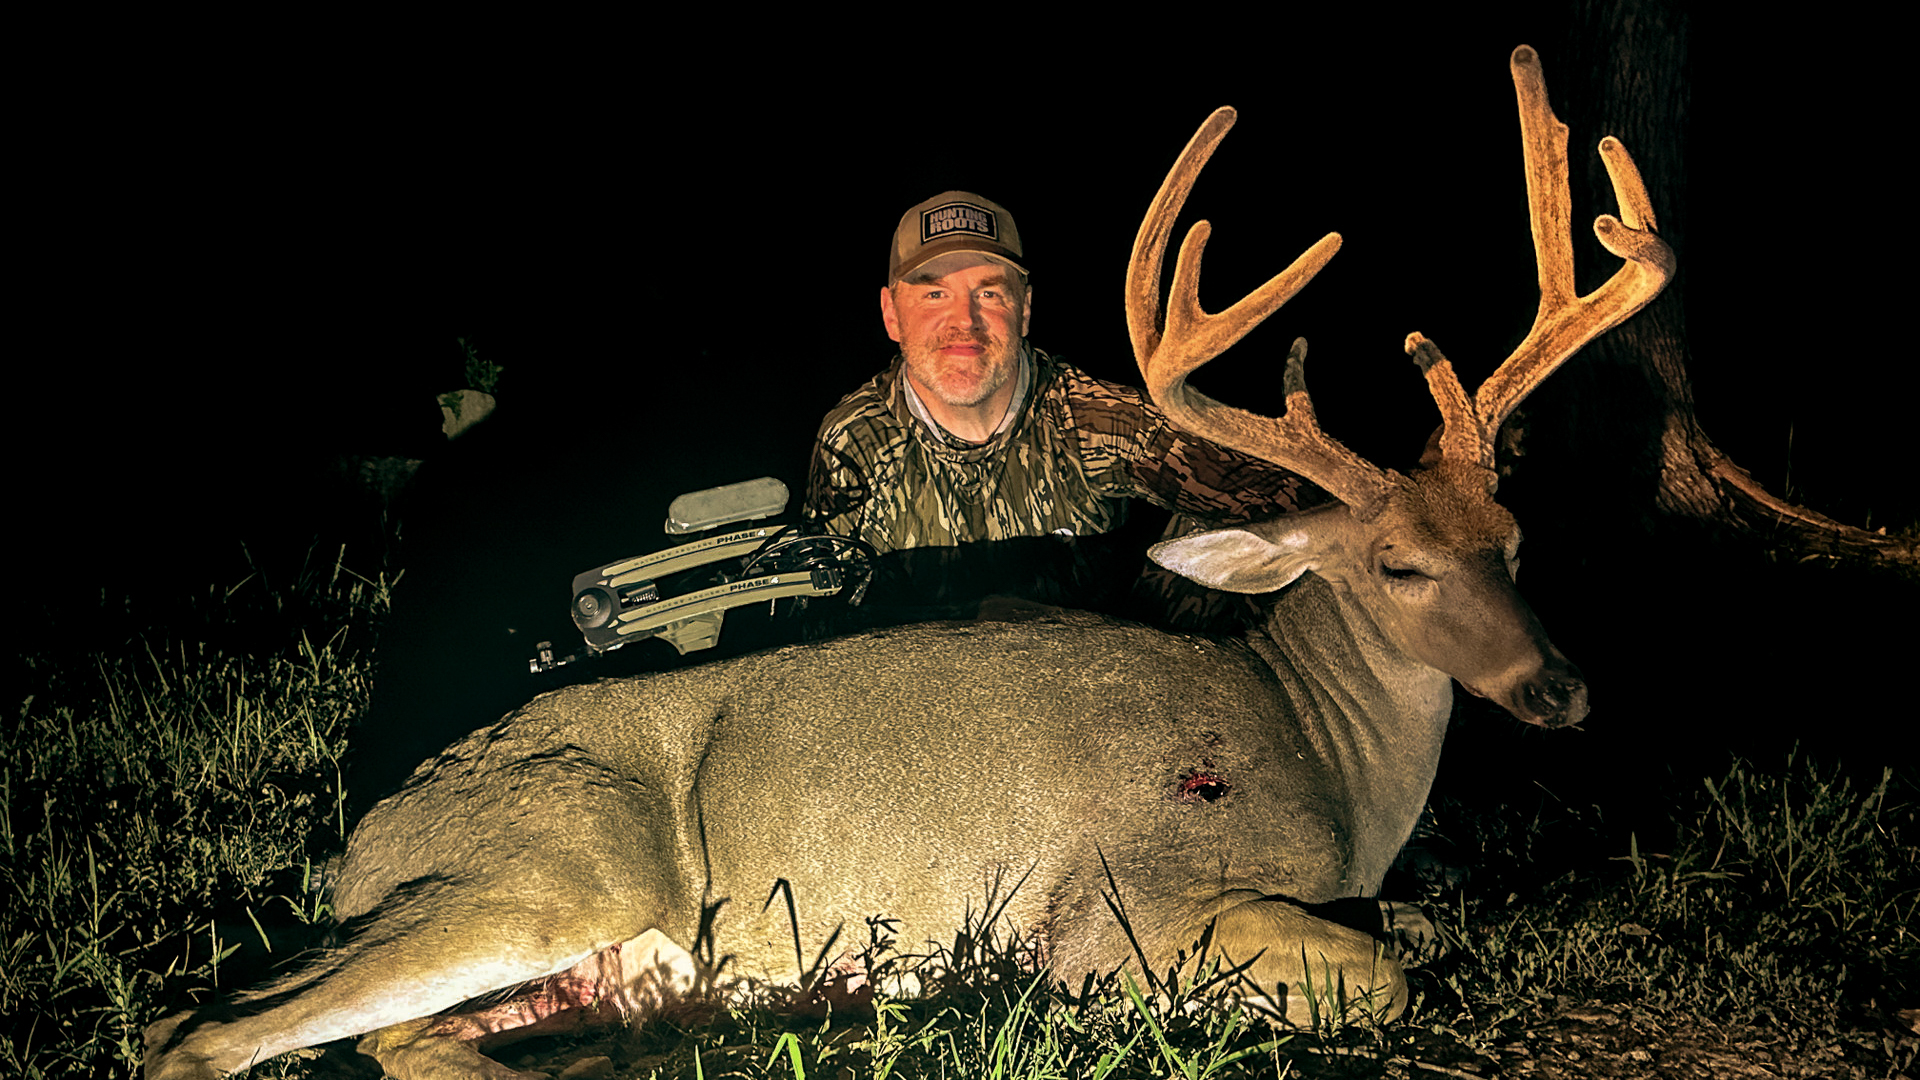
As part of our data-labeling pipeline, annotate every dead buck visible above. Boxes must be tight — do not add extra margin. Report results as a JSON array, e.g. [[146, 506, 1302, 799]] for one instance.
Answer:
[[146, 45, 1671, 1079]]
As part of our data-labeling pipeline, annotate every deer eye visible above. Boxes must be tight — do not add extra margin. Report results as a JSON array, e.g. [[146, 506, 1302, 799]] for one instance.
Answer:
[[1380, 562, 1426, 581]]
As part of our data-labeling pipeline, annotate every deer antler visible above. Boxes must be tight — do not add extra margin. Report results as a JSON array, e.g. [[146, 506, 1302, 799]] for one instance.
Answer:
[[1132, 48, 1674, 513], [1415, 45, 1677, 477], [1128, 107, 1396, 518]]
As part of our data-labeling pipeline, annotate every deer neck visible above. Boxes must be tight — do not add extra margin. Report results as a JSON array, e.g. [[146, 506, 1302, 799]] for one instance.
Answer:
[[1248, 573, 1454, 893]]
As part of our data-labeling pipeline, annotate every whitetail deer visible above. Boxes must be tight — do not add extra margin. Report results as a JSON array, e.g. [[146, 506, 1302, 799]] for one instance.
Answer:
[[146, 46, 1671, 1079]]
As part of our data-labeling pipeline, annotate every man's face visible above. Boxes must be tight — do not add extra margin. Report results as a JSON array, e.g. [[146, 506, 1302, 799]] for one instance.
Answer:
[[880, 259, 1031, 411]]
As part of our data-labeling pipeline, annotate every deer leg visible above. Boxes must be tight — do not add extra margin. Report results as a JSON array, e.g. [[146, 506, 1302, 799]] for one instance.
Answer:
[[1208, 898, 1409, 1024], [355, 929, 700, 1080], [357, 1018, 543, 1080], [144, 884, 683, 1080], [148, 743, 707, 1080], [1296, 896, 1450, 967], [1377, 899, 1448, 967]]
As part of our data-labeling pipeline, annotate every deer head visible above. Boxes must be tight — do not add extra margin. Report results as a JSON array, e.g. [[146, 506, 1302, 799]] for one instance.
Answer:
[[1132, 46, 1674, 729]]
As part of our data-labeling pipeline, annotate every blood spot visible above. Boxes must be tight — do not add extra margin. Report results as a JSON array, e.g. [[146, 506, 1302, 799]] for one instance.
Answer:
[[1176, 771, 1231, 802]]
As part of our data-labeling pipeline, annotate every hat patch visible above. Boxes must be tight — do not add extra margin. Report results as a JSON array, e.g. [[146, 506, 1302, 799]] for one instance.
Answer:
[[921, 202, 998, 244]]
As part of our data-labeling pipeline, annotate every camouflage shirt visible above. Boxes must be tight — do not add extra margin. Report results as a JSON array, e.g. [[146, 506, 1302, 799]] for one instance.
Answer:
[[805, 347, 1322, 554]]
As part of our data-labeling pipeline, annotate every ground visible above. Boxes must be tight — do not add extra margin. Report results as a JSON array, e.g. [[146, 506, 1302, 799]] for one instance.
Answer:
[[278, 999, 1919, 1079]]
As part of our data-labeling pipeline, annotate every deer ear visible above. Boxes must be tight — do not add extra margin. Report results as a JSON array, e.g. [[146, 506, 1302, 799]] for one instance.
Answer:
[[1149, 519, 1321, 594]]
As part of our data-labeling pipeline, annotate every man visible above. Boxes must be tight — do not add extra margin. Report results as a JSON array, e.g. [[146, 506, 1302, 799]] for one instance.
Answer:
[[805, 191, 1322, 619]]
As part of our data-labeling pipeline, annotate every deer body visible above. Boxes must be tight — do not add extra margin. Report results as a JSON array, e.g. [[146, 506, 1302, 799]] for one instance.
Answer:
[[145, 496, 1536, 1080], [691, 570, 1453, 966], [147, 572, 1452, 1080], [365, 582, 1436, 972], [147, 46, 1668, 1079]]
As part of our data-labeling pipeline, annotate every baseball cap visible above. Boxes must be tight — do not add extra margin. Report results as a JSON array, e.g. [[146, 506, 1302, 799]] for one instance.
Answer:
[[888, 191, 1027, 284]]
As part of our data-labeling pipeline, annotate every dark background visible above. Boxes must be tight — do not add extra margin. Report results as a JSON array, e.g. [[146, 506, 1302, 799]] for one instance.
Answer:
[[17, 11, 1913, 831]]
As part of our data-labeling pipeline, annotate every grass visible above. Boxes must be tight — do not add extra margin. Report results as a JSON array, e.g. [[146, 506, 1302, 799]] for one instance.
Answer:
[[608, 948, 1297, 1078], [5, 555, 1915, 1078], [1409, 759, 1917, 1069], [3, 549, 390, 1079]]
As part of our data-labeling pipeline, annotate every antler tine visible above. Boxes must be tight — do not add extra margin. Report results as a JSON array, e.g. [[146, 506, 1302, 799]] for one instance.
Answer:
[[1430, 45, 1676, 463], [1129, 108, 1394, 516]]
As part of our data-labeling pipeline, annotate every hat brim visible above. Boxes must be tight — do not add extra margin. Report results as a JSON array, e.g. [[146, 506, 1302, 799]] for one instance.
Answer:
[[892, 242, 1028, 284]]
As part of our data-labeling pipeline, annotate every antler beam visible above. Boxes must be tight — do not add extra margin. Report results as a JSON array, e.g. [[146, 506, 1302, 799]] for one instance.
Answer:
[[1128, 107, 1396, 517], [1420, 44, 1678, 475]]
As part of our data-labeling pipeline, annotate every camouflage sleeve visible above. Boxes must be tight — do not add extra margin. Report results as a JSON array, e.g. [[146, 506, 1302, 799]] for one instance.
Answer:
[[1062, 369, 1330, 523], [805, 414, 877, 540]]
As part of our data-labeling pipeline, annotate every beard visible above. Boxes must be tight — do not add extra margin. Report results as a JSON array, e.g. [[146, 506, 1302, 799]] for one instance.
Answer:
[[901, 330, 1021, 409]]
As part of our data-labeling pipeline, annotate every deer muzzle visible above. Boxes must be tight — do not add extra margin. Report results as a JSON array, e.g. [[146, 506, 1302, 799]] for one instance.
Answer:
[[1513, 660, 1588, 729]]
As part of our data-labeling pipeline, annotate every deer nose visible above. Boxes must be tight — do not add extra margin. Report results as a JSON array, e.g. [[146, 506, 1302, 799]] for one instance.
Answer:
[[1522, 669, 1588, 729]]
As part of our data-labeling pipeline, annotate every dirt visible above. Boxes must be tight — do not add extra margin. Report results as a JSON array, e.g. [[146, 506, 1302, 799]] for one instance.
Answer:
[[1363, 1005, 1918, 1080]]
